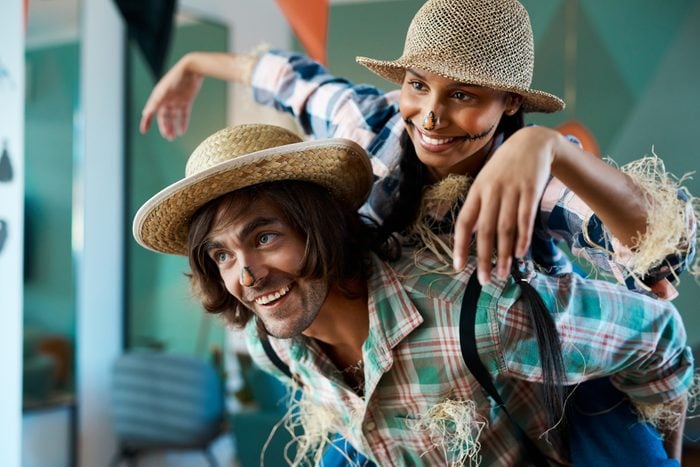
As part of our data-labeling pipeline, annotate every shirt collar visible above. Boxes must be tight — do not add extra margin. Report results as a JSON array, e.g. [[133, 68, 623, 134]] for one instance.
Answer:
[[363, 254, 424, 371]]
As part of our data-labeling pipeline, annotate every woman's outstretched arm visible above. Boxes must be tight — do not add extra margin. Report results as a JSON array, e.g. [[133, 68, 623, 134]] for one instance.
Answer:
[[140, 52, 257, 139]]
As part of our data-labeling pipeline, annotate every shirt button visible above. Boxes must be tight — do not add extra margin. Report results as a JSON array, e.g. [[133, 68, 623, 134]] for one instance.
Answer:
[[365, 421, 376, 431]]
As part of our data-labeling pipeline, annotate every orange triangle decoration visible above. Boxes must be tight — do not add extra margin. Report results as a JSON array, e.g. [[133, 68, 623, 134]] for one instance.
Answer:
[[275, 0, 329, 65], [24, 0, 30, 30]]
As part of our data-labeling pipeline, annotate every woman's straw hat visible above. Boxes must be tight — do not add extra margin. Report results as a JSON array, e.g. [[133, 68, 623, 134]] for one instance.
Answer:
[[133, 124, 373, 255], [356, 0, 564, 113]]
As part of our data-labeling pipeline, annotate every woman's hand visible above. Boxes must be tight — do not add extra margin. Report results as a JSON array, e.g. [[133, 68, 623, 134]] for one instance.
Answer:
[[140, 52, 256, 141], [453, 126, 559, 284], [140, 54, 204, 140]]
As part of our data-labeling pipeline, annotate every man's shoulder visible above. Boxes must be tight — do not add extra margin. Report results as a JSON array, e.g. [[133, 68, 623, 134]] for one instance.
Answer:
[[367, 252, 471, 341], [385, 250, 471, 304]]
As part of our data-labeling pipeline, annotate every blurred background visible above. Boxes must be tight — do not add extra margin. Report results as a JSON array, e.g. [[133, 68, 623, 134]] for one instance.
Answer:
[[1, 0, 699, 465]]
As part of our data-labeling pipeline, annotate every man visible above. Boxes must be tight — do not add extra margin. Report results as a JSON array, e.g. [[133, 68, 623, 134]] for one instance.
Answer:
[[133, 124, 693, 466]]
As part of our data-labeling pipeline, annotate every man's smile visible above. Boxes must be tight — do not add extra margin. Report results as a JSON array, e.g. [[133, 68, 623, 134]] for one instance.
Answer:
[[253, 283, 292, 306]]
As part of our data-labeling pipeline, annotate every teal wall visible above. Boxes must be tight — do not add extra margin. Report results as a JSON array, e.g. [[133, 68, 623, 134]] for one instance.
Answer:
[[24, 42, 78, 341], [326, 0, 424, 91], [127, 20, 229, 356], [320, 0, 700, 340]]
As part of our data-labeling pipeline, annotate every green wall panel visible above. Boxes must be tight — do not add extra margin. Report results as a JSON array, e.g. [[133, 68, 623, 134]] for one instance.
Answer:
[[523, 1, 568, 131], [127, 20, 229, 356], [522, 0, 565, 44], [24, 42, 78, 339], [579, 0, 695, 99], [570, 5, 636, 152], [326, 0, 424, 90]]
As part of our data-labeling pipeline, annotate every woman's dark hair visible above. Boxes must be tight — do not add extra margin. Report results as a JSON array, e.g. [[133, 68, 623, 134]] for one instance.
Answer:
[[187, 180, 371, 328], [496, 107, 525, 140], [380, 107, 566, 428], [511, 266, 567, 430], [369, 131, 425, 258]]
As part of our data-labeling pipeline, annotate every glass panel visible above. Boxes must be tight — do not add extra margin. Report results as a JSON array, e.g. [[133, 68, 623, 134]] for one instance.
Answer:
[[23, 0, 79, 409], [126, 14, 228, 356]]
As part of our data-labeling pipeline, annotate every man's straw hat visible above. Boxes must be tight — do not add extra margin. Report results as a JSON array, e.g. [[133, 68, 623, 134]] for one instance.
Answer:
[[356, 0, 564, 113], [133, 124, 373, 255]]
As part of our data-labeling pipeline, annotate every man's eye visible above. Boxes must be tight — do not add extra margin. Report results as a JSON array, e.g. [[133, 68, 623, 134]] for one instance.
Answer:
[[258, 232, 277, 245], [214, 251, 229, 263]]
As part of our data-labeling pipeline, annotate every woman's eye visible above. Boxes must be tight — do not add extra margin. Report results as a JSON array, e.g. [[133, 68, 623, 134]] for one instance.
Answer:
[[452, 90, 472, 100], [409, 80, 425, 91]]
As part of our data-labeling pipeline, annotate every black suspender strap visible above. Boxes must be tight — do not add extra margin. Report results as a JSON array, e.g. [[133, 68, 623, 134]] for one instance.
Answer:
[[459, 273, 550, 467], [259, 329, 293, 380]]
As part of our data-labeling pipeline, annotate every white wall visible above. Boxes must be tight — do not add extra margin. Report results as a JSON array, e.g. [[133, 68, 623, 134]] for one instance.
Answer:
[[22, 407, 72, 467], [76, 0, 125, 465], [0, 1, 25, 465]]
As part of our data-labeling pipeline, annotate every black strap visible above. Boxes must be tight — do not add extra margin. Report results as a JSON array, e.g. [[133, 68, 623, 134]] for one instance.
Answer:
[[258, 328, 293, 380], [459, 273, 550, 467]]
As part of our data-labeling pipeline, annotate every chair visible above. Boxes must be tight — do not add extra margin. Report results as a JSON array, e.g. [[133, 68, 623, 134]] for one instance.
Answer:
[[109, 351, 225, 467]]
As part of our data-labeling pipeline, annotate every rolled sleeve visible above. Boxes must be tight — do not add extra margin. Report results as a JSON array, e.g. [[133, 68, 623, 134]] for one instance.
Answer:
[[251, 50, 400, 147], [539, 175, 696, 290]]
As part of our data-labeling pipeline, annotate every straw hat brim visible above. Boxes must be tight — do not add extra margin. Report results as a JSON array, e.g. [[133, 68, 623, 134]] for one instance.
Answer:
[[356, 56, 565, 114], [133, 139, 373, 256]]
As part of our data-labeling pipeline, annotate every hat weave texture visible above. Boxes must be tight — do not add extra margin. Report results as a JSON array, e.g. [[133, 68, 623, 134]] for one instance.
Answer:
[[356, 0, 564, 113], [133, 124, 373, 255]]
